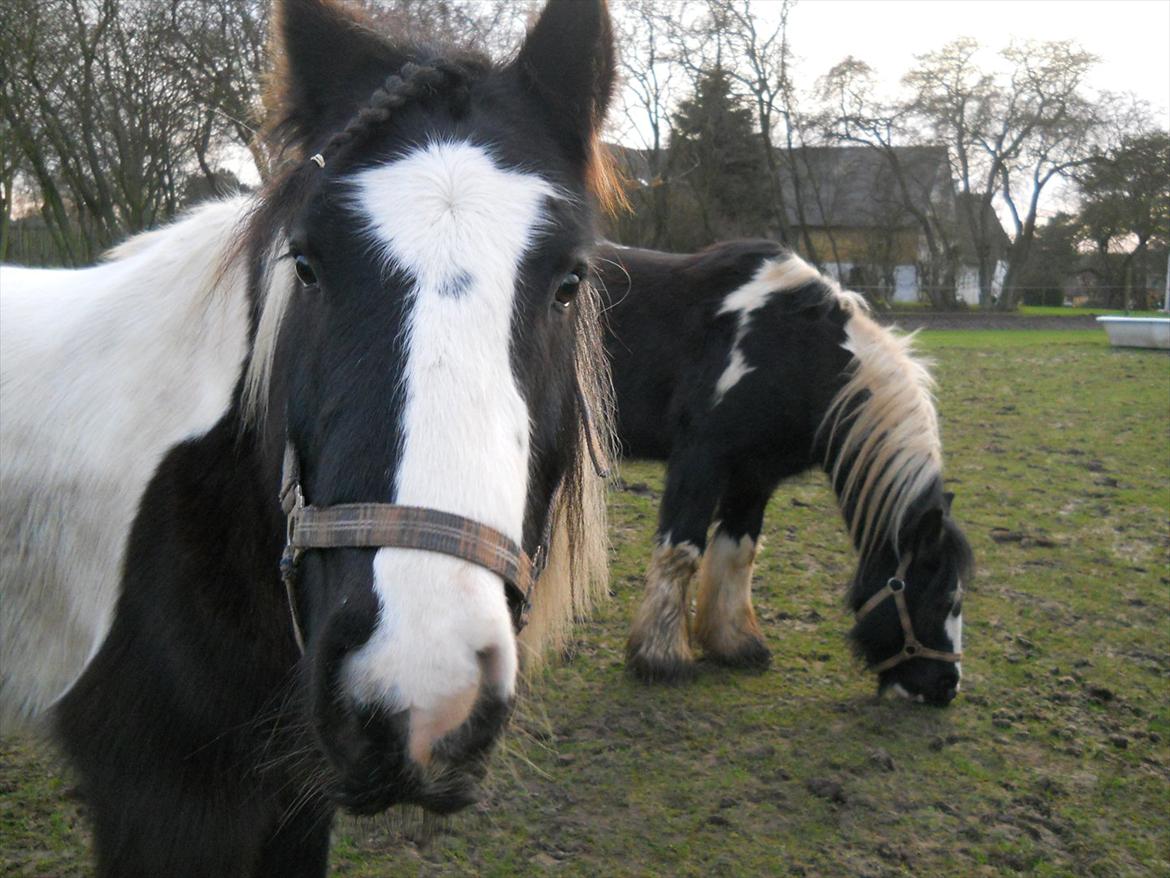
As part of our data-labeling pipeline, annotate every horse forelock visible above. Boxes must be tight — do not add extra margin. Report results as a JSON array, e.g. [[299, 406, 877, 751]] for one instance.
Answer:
[[820, 304, 942, 561]]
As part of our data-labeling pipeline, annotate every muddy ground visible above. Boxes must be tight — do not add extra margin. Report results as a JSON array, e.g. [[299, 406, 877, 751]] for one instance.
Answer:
[[2, 328, 1167, 876]]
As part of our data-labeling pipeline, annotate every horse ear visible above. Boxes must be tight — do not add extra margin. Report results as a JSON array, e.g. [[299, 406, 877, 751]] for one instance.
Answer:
[[269, 0, 409, 154], [513, 0, 616, 164]]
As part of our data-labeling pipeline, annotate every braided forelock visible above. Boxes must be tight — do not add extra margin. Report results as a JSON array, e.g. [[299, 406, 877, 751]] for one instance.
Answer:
[[314, 58, 481, 166], [236, 57, 485, 427]]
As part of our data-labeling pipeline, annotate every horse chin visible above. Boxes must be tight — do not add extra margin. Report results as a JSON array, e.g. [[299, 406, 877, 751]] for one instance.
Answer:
[[877, 674, 958, 708], [882, 680, 926, 704], [332, 758, 487, 817], [321, 692, 511, 817]]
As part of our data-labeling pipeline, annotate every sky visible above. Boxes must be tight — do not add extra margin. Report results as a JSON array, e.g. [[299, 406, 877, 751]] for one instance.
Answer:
[[606, 0, 1170, 222], [225, 1, 1170, 189], [783, 0, 1169, 116]]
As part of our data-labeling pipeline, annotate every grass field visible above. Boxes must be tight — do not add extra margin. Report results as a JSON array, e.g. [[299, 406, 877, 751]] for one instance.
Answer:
[[3, 330, 1167, 877]]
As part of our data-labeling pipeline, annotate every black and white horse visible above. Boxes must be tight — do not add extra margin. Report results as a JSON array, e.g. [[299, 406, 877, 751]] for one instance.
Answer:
[[598, 241, 972, 705], [0, 0, 616, 873]]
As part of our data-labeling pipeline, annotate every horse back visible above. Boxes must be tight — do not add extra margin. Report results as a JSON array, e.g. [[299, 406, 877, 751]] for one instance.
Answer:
[[596, 240, 850, 464]]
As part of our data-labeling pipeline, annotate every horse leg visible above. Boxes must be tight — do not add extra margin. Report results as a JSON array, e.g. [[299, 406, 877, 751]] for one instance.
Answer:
[[255, 800, 334, 878], [694, 488, 771, 669], [626, 446, 721, 683]]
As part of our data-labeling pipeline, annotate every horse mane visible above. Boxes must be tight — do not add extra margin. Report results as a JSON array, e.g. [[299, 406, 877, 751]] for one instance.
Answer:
[[817, 284, 942, 562], [518, 276, 615, 667]]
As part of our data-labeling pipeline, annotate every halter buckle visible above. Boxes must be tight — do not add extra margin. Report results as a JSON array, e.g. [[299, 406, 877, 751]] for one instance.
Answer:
[[285, 484, 304, 547]]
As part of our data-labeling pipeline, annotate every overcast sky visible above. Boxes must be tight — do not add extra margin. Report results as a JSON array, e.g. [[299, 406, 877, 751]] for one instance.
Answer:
[[784, 0, 1170, 115]]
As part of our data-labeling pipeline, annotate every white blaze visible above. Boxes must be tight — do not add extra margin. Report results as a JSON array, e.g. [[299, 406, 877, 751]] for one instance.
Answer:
[[946, 606, 963, 681], [341, 143, 554, 748]]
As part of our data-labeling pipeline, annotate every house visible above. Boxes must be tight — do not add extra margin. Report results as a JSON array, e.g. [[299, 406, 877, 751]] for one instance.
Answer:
[[607, 142, 1010, 306], [775, 146, 1009, 306]]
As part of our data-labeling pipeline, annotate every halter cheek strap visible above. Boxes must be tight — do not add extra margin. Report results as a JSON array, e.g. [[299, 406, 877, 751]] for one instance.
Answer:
[[854, 552, 962, 673]]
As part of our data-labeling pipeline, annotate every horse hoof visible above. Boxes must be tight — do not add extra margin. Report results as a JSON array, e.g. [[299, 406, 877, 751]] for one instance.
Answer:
[[702, 636, 772, 671], [625, 646, 697, 685]]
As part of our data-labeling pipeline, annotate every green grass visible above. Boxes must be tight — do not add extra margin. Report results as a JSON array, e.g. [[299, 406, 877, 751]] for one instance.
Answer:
[[883, 304, 1167, 318], [1019, 306, 1167, 318], [3, 333, 1168, 877], [917, 329, 1109, 349]]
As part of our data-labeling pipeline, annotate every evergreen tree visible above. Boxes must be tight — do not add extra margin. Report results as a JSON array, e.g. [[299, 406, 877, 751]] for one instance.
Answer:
[[670, 66, 771, 240]]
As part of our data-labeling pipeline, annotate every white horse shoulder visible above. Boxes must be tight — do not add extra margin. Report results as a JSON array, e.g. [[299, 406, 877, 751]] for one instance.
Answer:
[[0, 195, 253, 732]]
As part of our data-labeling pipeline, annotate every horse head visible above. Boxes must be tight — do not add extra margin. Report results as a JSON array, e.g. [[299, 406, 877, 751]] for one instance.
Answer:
[[244, 0, 615, 814]]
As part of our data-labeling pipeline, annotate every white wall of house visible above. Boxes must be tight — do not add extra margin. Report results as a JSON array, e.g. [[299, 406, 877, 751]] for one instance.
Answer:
[[893, 265, 918, 302], [956, 260, 1008, 305], [826, 257, 1008, 305], [956, 267, 980, 305]]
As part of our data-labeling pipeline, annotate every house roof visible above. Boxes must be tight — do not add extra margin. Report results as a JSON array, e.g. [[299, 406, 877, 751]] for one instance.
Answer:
[[603, 141, 1009, 256], [775, 145, 950, 229]]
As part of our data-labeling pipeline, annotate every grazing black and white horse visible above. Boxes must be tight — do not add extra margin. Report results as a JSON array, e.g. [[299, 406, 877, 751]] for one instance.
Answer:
[[0, 0, 616, 873], [598, 241, 972, 705]]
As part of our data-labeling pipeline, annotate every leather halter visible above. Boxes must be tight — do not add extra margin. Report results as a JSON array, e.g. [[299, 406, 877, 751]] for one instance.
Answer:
[[279, 443, 544, 653], [854, 552, 962, 673], [277, 379, 609, 654]]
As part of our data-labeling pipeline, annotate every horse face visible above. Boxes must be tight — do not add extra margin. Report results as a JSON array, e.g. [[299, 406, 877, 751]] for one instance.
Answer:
[[256, 0, 613, 814], [852, 508, 972, 707]]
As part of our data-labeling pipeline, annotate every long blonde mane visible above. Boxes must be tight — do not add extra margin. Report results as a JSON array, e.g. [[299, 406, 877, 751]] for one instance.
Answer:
[[819, 295, 942, 560], [518, 277, 615, 665]]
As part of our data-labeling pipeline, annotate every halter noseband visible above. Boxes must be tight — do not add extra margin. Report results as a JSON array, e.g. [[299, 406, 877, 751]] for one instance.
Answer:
[[278, 443, 545, 653], [853, 552, 962, 673], [276, 377, 609, 654]]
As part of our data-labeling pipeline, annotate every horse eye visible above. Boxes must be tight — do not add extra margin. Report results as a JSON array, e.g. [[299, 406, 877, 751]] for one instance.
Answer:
[[554, 269, 582, 310], [293, 253, 318, 287]]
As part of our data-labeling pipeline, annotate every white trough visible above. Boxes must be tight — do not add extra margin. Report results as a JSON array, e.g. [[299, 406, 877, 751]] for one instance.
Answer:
[[1096, 316, 1170, 350]]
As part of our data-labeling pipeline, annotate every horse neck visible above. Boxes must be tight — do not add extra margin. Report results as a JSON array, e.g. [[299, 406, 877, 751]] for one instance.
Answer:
[[150, 409, 293, 663], [822, 428, 941, 567]]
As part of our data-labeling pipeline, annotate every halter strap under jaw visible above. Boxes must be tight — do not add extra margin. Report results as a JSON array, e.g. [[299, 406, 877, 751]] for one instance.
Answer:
[[854, 551, 962, 673]]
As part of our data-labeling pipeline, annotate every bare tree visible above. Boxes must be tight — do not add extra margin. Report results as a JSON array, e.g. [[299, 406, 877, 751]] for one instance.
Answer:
[[819, 57, 961, 308], [700, 0, 797, 247], [0, 117, 25, 262], [167, 0, 269, 180], [905, 38, 1101, 309], [611, 0, 687, 246], [1, 0, 275, 263], [357, 1, 535, 59]]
